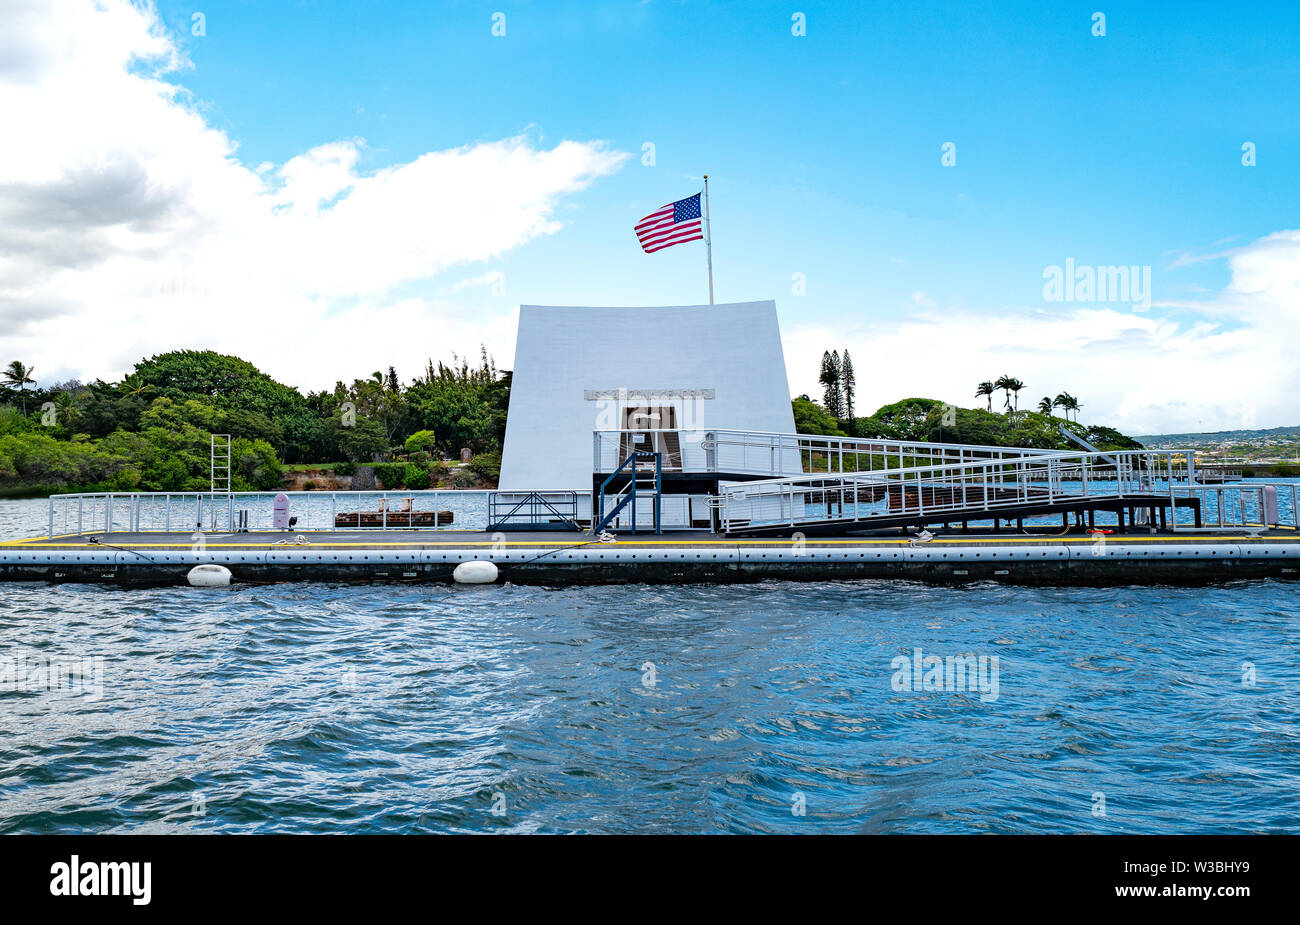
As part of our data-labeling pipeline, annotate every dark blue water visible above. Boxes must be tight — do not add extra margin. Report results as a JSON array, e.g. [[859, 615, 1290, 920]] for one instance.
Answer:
[[1, 577, 1296, 833]]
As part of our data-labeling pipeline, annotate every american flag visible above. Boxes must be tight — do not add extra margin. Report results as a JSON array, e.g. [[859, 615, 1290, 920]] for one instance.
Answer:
[[635, 192, 704, 253]]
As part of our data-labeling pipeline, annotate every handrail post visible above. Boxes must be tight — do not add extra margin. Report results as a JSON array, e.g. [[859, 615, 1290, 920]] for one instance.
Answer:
[[654, 452, 663, 535], [1168, 461, 1177, 531]]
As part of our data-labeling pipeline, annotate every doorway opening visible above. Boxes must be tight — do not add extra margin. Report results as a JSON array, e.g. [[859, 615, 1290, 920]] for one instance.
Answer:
[[619, 405, 682, 469]]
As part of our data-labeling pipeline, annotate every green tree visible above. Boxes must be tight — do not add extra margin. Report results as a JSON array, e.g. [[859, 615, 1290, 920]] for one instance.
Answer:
[[1053, 392, 1080, 421], [404, 351, 509, 455], [130, 350, 312, 458], [1006, 377, 1025, 412], [855, 398, 943, 441], [404, 430, 439, 455], [975, 381, 995, 412], [791, 396, 845, 436], [818, 351, 843, 418], [3, 362, 36, 415], [840, 350, 856, 420], [993, 375, 1014, 410], [329, 416, 389, 462]]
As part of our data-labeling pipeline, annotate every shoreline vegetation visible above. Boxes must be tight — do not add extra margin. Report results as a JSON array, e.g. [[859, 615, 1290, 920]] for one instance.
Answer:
[[0, 349, 1173, 498], [794, 394, 1143, 454], [803, 351, 1141, 456], [0, 350, 507, 497]]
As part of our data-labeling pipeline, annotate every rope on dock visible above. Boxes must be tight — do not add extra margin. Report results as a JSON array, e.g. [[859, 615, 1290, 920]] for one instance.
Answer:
[[86, 536, 156, 561]]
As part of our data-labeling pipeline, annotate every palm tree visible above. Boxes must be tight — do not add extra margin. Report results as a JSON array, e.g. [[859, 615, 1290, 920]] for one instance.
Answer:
[[1006, 378, 1025, 412], [975, 381, 994, 412], [121, 375, 153, 402], [992, 376, 1011, 410], [54, 390, 82, 428], [1054, 392, 1080, 422], [3, 361, 35, 414], [1038, 397, 1053, 415], [993, 375, 1015, 411]]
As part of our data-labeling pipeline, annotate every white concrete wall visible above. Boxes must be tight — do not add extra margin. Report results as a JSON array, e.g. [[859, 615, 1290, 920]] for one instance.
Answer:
[[499, 301, 797, 491]]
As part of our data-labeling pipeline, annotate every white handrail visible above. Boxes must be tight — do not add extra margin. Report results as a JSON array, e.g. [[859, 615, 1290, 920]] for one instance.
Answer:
[[592, 427, 1066, 479], [712, 448, 1203, 532]]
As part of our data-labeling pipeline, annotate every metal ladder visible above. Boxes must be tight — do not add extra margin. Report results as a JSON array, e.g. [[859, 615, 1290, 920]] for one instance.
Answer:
[[595, 451, 662, 535], [209, 433, 232, 532]]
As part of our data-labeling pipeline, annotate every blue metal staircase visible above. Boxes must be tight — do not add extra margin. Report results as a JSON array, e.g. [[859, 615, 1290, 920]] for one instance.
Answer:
[[595, 451, 662, 535]]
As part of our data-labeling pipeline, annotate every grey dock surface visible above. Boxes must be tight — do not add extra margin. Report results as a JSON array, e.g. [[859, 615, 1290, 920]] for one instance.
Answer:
[[3, 527, 1299, 586]]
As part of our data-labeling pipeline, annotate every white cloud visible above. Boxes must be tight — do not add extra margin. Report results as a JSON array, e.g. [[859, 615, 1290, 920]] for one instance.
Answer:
[[445, 271, 507, 294], [786, 229, 1300, 434], [5, 1, 1296, 439], [0, 0, 628, 389]]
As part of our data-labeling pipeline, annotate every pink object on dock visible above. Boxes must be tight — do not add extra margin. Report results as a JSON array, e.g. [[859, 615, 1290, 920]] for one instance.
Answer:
[[273, 493, 290, 530]]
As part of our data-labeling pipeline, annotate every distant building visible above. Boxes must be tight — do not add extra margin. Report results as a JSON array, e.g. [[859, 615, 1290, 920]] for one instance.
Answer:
[[499, 301, 796, 493]]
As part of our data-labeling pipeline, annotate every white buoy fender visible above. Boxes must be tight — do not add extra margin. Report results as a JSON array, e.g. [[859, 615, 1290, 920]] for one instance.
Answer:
[[453, 561, 499, 584], [187, 564, 232, 587]]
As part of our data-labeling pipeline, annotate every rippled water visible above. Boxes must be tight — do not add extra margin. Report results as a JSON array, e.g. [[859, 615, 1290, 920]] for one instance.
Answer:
[[2, 563, 1297, 833], [3, 496, 1299, 833]]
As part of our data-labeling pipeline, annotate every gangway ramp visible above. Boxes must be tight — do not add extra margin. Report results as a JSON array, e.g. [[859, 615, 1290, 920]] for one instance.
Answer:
[[715, 449, 1201, 536], [593, 428, 1062, 481]]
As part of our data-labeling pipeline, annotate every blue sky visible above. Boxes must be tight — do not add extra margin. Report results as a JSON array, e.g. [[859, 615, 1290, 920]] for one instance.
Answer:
[[5, 0, 1300, 431], [156, 0, 1298, 315]]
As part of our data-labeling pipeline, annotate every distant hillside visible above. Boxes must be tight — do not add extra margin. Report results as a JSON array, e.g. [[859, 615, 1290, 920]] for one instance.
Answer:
[[1136, 425, 1300, 447]]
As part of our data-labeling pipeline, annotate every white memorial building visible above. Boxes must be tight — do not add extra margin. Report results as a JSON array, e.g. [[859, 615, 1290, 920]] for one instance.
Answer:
[[499, 301, 797, 505]]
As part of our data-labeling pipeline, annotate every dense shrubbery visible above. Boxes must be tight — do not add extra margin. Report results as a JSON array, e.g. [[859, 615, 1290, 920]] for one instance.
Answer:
[[0, 348, 511, 493], [791, 396, 845, 436], [467, 451, 501, 483], [0, 414, 281, 494], [369, 462, 437, 490], [793, 395, 1142, 452]]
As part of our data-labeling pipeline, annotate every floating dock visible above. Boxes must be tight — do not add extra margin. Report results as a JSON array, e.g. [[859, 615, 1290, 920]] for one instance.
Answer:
[[17, 425, 1300, 587], [2, 527, 1298, 586]]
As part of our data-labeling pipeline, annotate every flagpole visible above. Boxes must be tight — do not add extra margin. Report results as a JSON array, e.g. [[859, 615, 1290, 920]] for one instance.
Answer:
[[703, 175, 714, 304]]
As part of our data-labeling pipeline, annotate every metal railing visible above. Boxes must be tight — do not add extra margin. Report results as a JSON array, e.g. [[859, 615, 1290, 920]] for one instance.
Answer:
[[43, 487, 721, 538], [45, 490, 500, 538], [487, 491, 584, 531], [593, 428, 1066, 479], [712, 449, 1200, 532], [38, 473, 1300, 539], [1173, 482, 1300, 529]]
